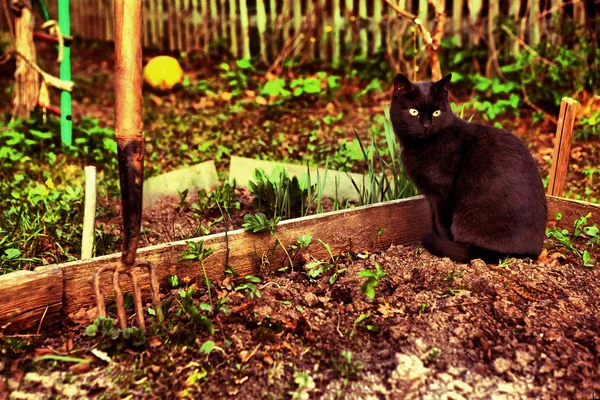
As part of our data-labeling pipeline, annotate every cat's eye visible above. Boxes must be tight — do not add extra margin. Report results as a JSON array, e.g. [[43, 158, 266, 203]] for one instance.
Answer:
[[433, 110, 441, 117], [409, 109, 419, 116]]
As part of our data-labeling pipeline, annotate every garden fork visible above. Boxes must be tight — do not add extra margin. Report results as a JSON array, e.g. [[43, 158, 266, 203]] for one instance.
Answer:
[[92, 0, 162, 331]]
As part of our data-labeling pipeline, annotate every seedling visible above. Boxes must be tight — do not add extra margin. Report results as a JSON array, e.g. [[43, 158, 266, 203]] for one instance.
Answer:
[[85, 316, 146, 351], [177, 188, 189, 209], [352, 312, 379, 336], [180, 240, 215, 305], [358, 263, 386, 299], [334, 351, 363, 384], [419, 303, 429, 314], [243, 213, 294, 271], [290, 371, 315, 399], [176, 288, 215, 334], [289, 234, 313, 269], [168, 274, 180, 288], [546, 212, 597, 267], [248, 167, 315, 220], [234, 275, 262, 299]]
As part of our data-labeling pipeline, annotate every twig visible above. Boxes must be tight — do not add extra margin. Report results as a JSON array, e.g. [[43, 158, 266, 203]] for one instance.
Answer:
[[259, 281, 281, 290], [383, 0, 416, 19], [335, 311, 343, 337], [37, 306, 49, 335], [527, 0, 583, 28], [384, 0, 445, 79], [500, 25, 556, 67]]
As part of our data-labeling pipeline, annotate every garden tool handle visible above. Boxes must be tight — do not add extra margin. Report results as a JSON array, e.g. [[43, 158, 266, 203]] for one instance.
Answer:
[[114, 0, 143, 266]]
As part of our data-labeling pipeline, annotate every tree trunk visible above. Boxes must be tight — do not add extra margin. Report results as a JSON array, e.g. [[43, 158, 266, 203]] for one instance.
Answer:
[[12, 3, 39, 120]]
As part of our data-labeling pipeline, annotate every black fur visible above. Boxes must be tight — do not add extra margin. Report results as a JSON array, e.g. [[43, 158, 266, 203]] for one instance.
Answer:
[[390, 73, 547, 263]]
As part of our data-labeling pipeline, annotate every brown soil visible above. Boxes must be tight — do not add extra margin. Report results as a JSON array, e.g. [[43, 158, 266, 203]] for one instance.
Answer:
[[3, 240, 599, 399]]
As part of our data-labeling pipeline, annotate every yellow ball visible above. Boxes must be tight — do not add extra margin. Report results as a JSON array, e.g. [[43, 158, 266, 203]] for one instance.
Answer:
[[143, 56, 184, 90]]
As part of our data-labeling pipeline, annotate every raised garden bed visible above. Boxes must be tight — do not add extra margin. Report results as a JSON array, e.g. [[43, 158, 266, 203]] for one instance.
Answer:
[[1, 195, 599, 399], [1, 195, 597, 332]]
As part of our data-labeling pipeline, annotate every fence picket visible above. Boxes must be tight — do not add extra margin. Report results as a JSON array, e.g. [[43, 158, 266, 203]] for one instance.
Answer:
[[10, 0, 571, 69]]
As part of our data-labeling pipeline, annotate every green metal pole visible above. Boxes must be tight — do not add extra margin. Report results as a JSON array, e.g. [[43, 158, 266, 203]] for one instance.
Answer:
[[58, 0, 72, 146], [35, 0, 50, 21]]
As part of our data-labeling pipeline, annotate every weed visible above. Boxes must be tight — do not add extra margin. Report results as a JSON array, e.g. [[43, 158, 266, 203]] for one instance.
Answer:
[[248, 167, 315, 220], [168, 274, 180, 288], [176, 288, 215, 334], [358, 263, 386, 299], [352, 312, 379, 335], [334, 351, 363, 383], [290, 371, 315, 400], [347, 110, 418, 205], [243, 213, 294, 271], [180, 240, 215, 305], [234, 275, 262, 299], [546, 213, 597, 267], [298, 237, 347, 284], [85, 316, 146, 351]]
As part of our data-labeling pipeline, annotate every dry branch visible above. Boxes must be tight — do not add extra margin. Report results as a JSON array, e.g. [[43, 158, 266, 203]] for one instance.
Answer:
[[384, 0, 446, 80]]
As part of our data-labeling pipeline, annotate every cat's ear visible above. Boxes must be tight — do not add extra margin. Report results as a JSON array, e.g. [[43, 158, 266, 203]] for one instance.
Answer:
[[394, 73, 415, 96], [433, 73, 452, 95]]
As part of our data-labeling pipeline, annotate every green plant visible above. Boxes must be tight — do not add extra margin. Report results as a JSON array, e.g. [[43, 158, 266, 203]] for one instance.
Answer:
[[575, 112, 599, 141], [546, 213, 596, 267], [248, 167, 315, 220], [467, 75, 521, 122], [180, 240, 215, 305], [0, 117, 121, 273], [290, 371, 315, 399], [234, 275, 262, 299], [352, 312, 379, 334], [358, 263, 386, 299], [176, 288, 215, 334], [85, 316, 146, 351], [334, 351, 363, 382], [218, 58, 254, 96], [243, 213, 294, 271], [347, 109, 418, 205]]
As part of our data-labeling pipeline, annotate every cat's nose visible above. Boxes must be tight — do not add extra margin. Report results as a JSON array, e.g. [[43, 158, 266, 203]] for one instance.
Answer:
[[423, 120, 431, 128]]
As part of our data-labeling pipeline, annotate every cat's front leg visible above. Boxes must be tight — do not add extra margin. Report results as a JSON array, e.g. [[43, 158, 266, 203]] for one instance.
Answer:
[[429, 197, 453, 239]]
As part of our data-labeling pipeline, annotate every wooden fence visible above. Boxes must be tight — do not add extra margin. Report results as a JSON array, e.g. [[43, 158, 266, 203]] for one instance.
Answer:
[[0, 0, 592, 66]]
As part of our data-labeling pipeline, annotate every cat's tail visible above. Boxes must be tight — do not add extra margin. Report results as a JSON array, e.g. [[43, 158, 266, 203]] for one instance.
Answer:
[[421, 232, 511, 264]]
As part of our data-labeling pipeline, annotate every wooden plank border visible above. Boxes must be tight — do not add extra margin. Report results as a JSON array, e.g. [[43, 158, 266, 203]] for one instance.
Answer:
[[1, 195, 598, 332], [0, 266, 63, 333]]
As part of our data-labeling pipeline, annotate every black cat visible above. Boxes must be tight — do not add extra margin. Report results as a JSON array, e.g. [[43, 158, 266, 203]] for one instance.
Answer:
[[390, 73, 547, 263]]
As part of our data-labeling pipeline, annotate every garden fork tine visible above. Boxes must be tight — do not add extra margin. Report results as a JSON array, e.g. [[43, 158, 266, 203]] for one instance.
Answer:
[[92, 262, 162, 331]]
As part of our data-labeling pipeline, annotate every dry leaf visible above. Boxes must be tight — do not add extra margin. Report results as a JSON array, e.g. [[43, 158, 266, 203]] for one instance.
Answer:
[[378, 302, 405, 318], [221, 92, 233, 101], [148, 336, 163, 348], [263, 355, 274, 365], [69, 360, 91, 374], [58, 338, 74, 354], [255, 96, 268, 106], [69, 308, 91, 325], [536, 248, 548, 263], [33, 348, 54, 358]]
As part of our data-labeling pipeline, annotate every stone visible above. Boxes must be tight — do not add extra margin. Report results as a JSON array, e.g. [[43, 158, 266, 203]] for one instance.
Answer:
[[493, 358, 511, 374]]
